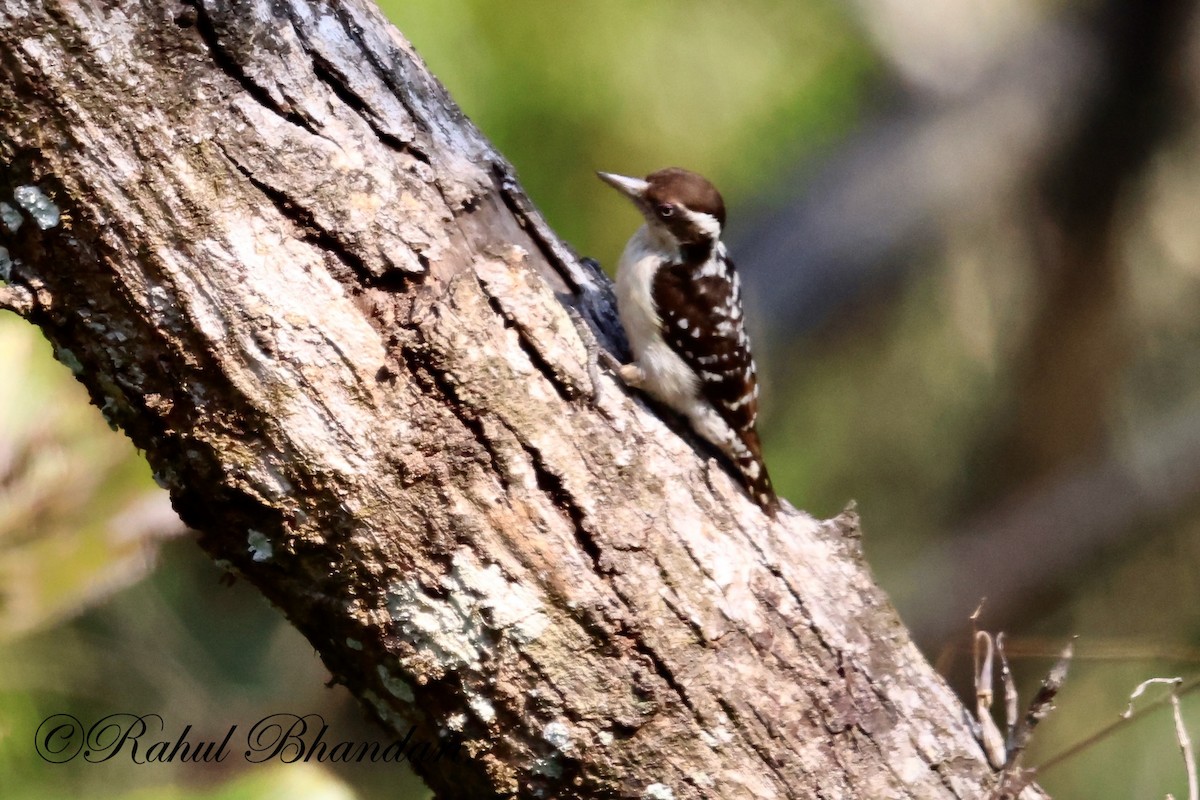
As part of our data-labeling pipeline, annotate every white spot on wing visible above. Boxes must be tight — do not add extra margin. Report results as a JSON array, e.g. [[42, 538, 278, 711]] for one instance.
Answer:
[[727, 393, 754, 410]]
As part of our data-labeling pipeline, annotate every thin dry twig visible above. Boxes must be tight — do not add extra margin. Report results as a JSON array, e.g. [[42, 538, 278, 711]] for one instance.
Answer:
[[1125, 678, 1197, 800], [998, 632, 1019, 747], [1008, 638, 1075, 766], [1171, 692, 1198, 800], [974, 630, 1007, 769], [1125, 677, 1184, 717], [970, 607, 1072, 798], [1038, 675, 1200, 775], [989, 638, 1075, 799]]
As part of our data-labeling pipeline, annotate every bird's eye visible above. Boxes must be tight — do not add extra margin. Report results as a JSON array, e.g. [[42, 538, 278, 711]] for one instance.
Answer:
[[656, 204, 675, 218]]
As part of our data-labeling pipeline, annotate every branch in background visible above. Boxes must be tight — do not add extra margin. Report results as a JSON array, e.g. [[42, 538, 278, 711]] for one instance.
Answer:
[[735, 15, 1100, 336], [996, 0, 1197, 487], [902, 398, 1200, 646]]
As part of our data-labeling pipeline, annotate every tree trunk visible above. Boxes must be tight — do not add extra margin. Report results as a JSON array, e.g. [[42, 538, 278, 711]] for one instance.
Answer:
[[0, 1, 1043, 797]]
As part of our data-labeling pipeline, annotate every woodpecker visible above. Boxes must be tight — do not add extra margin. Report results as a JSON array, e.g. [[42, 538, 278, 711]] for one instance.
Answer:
[[597, 167, 779, 515]]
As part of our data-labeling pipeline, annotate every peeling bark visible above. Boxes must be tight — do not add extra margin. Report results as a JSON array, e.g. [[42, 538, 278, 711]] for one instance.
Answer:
[[0, 1, 1045, 797]]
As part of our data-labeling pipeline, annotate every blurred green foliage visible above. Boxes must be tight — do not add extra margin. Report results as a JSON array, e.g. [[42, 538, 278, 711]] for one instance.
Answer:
[[0, 315, 180, 639]]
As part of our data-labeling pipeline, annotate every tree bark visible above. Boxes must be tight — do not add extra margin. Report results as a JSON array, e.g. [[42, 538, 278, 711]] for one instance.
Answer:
[[0, 1, 1043, 797]]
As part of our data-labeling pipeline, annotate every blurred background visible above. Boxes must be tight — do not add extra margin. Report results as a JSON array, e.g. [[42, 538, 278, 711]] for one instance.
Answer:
[[4, 0, 1200, 797]]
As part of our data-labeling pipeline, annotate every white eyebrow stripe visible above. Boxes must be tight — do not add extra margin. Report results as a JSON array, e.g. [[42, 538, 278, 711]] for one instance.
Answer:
[[680, 208, 721, 241]]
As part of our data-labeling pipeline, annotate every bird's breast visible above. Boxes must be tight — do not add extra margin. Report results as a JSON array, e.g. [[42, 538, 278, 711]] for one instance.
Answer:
[[614, 225, 668, 359], [614, 226, 701, 409]]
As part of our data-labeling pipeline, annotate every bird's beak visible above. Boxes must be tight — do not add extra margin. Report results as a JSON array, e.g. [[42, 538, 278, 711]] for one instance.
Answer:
[[597, 171, 650, 200]]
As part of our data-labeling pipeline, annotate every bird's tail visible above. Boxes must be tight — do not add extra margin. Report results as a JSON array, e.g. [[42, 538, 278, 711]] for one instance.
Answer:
[[734, 429, 780, 516]]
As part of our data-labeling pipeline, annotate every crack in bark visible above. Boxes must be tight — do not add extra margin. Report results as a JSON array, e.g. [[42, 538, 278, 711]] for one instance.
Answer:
[[515, 437, 598, 566], [190, 1, 322, 137], [658, 588, 714, 646], [929, 757, 966, 796], [627, 633, 705, 717], [491, 162, 587, 294], [759, 558, 840, 661], [325, 1, 435, 140], [714, 695, 799, 794], [307, 50, 432, 166], [511, 325, 582, 402], [496, 423, 739, 748], [475, 275, 582, 403], [398, 342, 509, 487], [318, 0, 502, 226], [220, 145, 399, 292], [303, 2, 474, 229]]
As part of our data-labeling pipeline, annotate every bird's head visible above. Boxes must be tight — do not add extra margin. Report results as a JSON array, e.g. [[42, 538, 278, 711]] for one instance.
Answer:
[[598, 167, 726, 247]]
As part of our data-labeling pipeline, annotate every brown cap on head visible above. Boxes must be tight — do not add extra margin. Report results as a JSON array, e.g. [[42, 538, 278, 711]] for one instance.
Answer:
[[642, 168, 725, 228], [597, 168, 726, 243]]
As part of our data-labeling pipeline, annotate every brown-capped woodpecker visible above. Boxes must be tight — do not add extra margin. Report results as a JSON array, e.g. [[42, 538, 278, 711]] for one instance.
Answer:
[[598, 168, 779, 515]]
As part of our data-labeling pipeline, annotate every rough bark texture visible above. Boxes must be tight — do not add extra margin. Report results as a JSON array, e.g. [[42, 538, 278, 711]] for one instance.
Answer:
[[0, 1, 1043, 798]]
